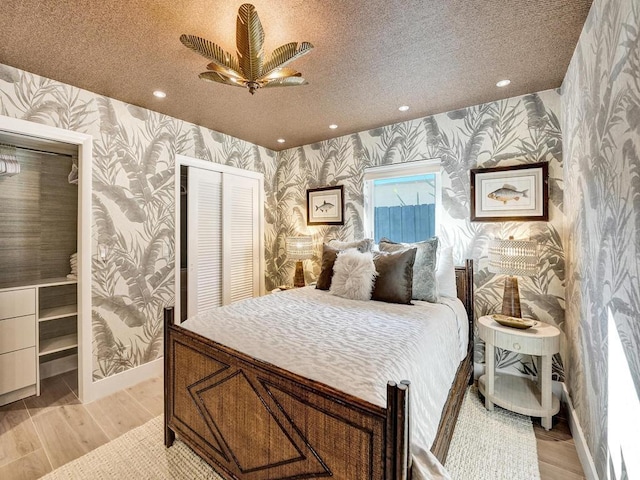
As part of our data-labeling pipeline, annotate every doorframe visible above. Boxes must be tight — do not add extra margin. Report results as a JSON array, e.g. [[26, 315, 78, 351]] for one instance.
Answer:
[[0, 115, 93, 402], [174, 154, 265, 323]]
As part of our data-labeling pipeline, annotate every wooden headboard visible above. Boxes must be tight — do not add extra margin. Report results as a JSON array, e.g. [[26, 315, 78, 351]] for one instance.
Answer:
[[454, 259, 475, 354]]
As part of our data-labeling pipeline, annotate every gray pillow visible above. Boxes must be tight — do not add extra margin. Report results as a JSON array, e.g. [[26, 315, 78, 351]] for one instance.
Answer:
[[371, 248, 417, 304], [327, 238, 373, 253], [316, 244, 339, 290], [379, 237, 439, 302]]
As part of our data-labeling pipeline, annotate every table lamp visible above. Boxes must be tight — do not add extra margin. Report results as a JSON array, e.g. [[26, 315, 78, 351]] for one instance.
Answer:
[[286, 236, 313, 287], [488, 236, 538, 318]]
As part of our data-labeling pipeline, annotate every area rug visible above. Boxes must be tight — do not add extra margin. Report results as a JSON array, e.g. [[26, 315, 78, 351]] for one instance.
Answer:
[[40, 415, 223, 480], [42, 387, 539, 480], [445, 386, 540, 480]]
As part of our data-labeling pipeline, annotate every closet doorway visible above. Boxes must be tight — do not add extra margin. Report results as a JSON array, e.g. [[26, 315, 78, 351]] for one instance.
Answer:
[[175, 155, 264, 323], [0, 116, 92, 403]]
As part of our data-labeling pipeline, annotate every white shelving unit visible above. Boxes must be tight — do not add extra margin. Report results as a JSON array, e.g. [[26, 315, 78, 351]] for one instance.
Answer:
[[39, 333, 78, 356], [39, 304, 78, 322], [0, 277, 78, 405], [37, 280, 78, 385]]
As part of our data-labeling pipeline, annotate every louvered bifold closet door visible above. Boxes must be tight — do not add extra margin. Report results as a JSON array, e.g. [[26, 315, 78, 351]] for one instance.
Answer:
[[187, 168, 223, 317], [222, 174, 261, 304]]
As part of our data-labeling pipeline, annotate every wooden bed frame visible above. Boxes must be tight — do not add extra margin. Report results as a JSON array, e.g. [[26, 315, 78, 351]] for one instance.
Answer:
[[164, 259, 474, 480]]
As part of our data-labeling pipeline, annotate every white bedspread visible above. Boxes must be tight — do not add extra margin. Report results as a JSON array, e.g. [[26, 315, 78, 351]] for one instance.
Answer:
[[181, 287, 468, 479]]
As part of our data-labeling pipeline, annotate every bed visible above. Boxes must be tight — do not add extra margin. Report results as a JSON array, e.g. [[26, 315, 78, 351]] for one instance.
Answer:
[[164, 259, 473, 480]]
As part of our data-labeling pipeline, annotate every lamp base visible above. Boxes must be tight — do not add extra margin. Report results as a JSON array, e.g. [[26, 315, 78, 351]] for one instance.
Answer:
[[293, 260, 306, 288], [501, 276, 522, 318]]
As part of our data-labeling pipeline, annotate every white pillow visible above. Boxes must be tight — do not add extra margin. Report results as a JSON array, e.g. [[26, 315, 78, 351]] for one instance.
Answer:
[[327, 238, 374, 253], [330, 249, 377, 301], [436, 246, 457, 298]]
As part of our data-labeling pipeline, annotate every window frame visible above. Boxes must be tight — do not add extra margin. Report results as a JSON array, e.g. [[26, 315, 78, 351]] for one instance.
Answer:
[[363, 158, 441, 241]]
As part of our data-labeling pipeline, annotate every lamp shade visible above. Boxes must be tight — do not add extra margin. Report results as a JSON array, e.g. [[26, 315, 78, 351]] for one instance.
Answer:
[[286, 236, 313, 260], [488, 238, 538, 277]]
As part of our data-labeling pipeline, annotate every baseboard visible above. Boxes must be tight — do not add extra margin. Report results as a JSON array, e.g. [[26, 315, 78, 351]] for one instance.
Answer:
[[87, 358, 163, 403], [562, 383, 599, 480], [0, 384, 36, 407]]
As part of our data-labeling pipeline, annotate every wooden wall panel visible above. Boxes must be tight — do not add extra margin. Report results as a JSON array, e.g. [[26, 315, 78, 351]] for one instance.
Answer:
[[0, 154, 41, 284], [39, 283, 77, 310], [0, 150, 77, 284], [40, 155, 78, 279]]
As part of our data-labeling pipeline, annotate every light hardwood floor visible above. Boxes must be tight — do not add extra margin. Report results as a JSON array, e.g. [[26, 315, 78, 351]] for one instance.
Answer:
[[534, 411, 586, 479], [0, 371, 162, 479], [0, 372, 584, 479]]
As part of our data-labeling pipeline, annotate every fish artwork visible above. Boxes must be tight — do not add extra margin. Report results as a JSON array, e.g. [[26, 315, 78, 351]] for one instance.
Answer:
[[315, 201, 334, 212], [487, 184, 528, 204]]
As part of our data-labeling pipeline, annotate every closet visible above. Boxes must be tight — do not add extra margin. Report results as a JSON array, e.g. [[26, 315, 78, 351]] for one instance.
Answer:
[[178, 157, 264, 321], [0, 132, 80, 406]]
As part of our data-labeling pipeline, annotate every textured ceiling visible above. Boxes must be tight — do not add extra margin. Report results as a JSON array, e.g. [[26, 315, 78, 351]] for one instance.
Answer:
[[0, 0, 592, 151]]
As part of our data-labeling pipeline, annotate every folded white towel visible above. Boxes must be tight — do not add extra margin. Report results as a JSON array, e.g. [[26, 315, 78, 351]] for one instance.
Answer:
[[0, 158, 20, 176]]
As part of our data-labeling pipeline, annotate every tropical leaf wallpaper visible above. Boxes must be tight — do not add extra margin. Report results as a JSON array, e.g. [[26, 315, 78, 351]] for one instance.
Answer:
[[562, 0, 640, 477], [0, 63, 277, 380], [269, 89, 567, 381], [3, 6, 637, 475], [0, 60, 566, 384]]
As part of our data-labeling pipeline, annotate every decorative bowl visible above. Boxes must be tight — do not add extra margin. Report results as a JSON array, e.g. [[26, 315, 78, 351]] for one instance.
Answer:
[[491, 314, 538, 329]]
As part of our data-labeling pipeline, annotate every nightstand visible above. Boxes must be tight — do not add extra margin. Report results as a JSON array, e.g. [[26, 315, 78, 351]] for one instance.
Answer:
[[269, 285, 297, 293], [477, 315, 560, 430]]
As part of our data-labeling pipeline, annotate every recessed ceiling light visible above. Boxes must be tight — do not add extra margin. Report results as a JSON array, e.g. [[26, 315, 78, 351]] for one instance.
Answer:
[[153, 90, 167, 98], [329, 124, 338, 129], [496, 79, 511, 88], [277, 138, 286, 143], [398, 105, 410, 112]]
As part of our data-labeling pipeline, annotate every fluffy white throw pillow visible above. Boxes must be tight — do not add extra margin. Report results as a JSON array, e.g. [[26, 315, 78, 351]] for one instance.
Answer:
[[330, 249, 377, 301], [436, 246, 457, 298]]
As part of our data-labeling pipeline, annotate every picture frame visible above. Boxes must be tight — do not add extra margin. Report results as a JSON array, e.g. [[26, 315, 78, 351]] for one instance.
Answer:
[[307, 185, 345, 225], [470, 161, 548, 222]]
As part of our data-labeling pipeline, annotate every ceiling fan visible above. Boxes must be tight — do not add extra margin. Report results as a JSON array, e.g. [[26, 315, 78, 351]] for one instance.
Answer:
[[180, 3, 314, 95]]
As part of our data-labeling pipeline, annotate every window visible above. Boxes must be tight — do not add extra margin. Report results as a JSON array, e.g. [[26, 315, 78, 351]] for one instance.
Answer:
[[363, 159, 441, 243]]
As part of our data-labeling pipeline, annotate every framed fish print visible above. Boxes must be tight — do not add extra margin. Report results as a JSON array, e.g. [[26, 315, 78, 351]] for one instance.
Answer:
[[470, 162, 548, 222], [307, 185, 345, 225]]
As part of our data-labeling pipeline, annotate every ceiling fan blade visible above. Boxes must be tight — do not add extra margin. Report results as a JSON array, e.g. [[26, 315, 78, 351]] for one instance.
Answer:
[[236, 3, 264, 82], [180, 34, 241, 75], [257, 67, 301, 82], [206, 62, 246, 79], [262, 42, 313, 79], [262, 76, 308, 88], [199, 71, 246, 88]]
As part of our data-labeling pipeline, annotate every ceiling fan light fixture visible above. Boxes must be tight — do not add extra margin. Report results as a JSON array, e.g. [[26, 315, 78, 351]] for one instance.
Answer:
[[181, 4, 314, 95]]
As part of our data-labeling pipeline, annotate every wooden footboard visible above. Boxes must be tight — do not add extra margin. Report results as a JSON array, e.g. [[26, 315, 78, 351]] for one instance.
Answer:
[[164, 307, 411, 479], [164, 260, 474, 479]]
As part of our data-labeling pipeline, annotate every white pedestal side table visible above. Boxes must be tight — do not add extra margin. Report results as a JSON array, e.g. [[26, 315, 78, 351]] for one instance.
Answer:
[[477, 315, 560, 430]]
